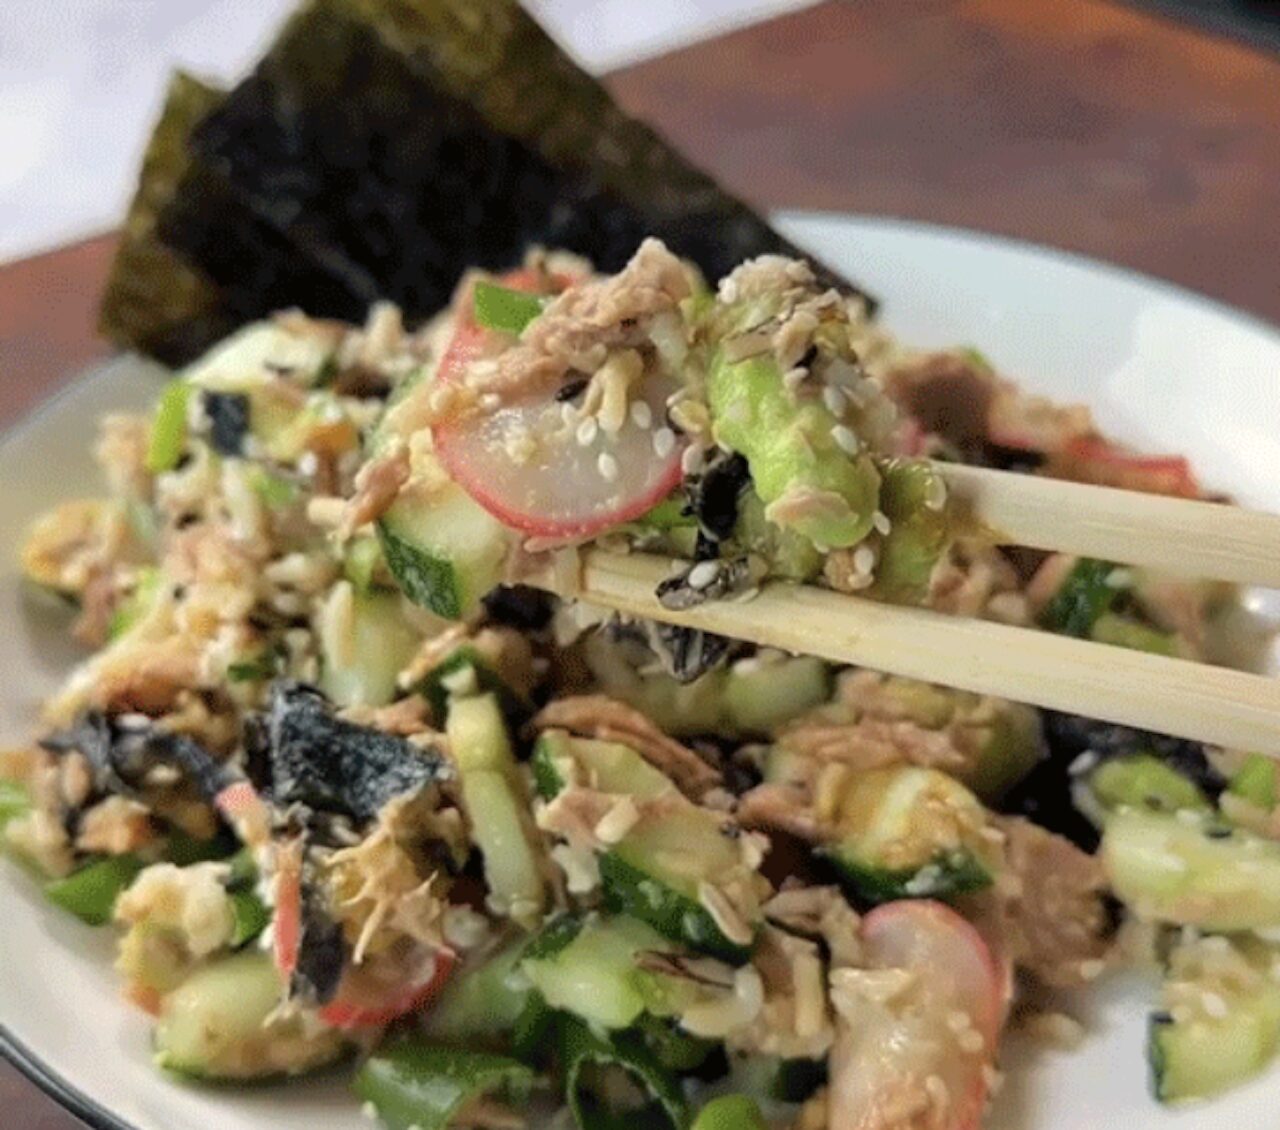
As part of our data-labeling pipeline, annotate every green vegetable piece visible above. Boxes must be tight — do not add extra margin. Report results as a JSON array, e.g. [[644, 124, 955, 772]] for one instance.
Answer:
[[867, 459, 950, 604], [692, 1095, 768, 1130], [353, 1038, 533, 1130], [424, 940, 533, 1043], [959, 346, 994, 374], [1230, 754, 1278, 811], [634, 1014, 717, 1073], [558, 1015, 687, 1130], [228, 890, 271, 948], [227, 653, 279, 683], [707, 351, 879, 549], [634, 497, 695, 532], [0, 779, 31, 832], [165, 830, 235, 866], [1090, 755, 1210, 816], [1039, 558, 1120, 637], [248, 465, 300, 509], [473, 280, 548, 335], [45, 855, 146, 925], [1090, 613, 1177, 656], [420, 648, 526, 724], [107, 567, 163, 641], [344, 534, 387, 594], [146, 380, 192, 473], [521, 913, 585, 962]]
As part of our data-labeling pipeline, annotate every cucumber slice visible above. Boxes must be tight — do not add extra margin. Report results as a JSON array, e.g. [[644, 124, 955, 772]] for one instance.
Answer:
[[155, 951, 342, 1079], [45, 855, 146, 926], [422, 940, 532, 1043], [558, 1014, 688, 1130], [1104, 810, 1280, 929], [0, 779, 30, 832], [418, 647, 525, 724], [604, 807, 759, 964], [1039, 557, 1122, 637], [1150, 938, 1280, 1103], [1083, 755, 1210, 821], [531, 732, 675, 802], [447, 694, 545, 925], [692, 1095, 768, 1130], [520, 916, 682, 1031], [318, 586, 421, 708], [823, 767, 994, 905], [378, 481, 511, 621], [722, 655, 831, 735], [1229, 754, 1278, 811], [353, 1038, 532, 1130]]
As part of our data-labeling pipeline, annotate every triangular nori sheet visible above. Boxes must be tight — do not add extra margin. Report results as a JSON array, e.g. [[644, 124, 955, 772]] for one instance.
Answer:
[[100, 72, 372, 364], [106, 0, 873, 365]]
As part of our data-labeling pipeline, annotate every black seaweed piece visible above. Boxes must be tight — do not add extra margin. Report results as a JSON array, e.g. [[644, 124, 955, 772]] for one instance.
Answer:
[[685, 452, 750, 543], [642, 621, 734, 684], [481, 584, 556, 631], [201, 391, 251, 456], [257, 681, 448, 823], [291, 854, 348, 1005], [40, 712, 231, 804], [184, 0, 872, 330]]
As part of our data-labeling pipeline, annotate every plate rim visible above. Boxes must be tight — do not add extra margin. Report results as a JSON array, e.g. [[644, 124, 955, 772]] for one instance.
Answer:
[[4, 210, 1279, 1130]]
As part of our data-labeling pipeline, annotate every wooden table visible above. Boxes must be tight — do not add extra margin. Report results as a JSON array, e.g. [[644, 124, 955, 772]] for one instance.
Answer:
[[3, 0, 1278, 1124]]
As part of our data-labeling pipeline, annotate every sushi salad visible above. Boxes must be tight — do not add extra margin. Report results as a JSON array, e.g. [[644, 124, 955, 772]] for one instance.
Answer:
[[6, 240, 1279, 1129]]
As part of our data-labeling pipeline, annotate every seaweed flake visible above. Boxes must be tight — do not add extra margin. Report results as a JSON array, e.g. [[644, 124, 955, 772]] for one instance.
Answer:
[[201, 391, 251, 456]]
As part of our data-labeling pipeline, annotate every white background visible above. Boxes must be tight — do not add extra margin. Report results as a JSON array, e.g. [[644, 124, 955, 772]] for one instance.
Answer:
[[0, 0, 815, 263]]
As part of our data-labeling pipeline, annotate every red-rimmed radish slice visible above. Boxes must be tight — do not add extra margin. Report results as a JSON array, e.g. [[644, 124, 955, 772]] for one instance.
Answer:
[[1054, 436, 1199, 498], [272, 840, 303, 979], [829, 900, 1002, 1130], [434, 273, 685, 540], [317, 947, 456, 1031]]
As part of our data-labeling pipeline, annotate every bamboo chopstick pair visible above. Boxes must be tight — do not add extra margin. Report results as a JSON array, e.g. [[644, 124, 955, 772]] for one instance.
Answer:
[[536, 463, 1280, 757]]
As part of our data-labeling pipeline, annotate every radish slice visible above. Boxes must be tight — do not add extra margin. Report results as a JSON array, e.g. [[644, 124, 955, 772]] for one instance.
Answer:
[[272, 841, 303, 979], [433, 273, 685, 540], [318, 948, 455, 1031], [1056, 437, 1199, 498], [829, 900, 1002, 1130]]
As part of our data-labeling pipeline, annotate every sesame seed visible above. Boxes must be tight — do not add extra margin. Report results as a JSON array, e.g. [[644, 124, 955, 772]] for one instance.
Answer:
[[653, 427, 676, 458], [688, 561, 721, 589], [853, 544, 876, 575], [597, 452, 619, 481], [872, 509, 891, 536], [480, 392, 501, 411], [630, 401, 653, 429], [560, 403, 578, 426], [782, 366, 808, 392], [832, 424, 860, 456], [681, 445, 705, 475], [823, 385, 848, 416], [576, 417, 599, 447], [958, 1029, 986, 1054], [1201, 991, 1229, 1019]]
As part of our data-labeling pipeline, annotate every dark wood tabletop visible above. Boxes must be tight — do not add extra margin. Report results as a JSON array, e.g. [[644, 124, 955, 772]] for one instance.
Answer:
[[3, 0, 1279, 1124]]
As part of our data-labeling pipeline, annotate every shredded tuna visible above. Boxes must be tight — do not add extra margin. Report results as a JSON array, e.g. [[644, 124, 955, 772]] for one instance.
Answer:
[[341, 445, 411, 536], [531, 695, 721, 798], [995, 816, 1114, 987]]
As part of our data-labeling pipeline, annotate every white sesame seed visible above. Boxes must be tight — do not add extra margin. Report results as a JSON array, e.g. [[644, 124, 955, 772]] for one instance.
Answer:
[[480, 392, 501, 410], [576, 417, 599, 447], [681, 445, 705, 475], [597, 452, 619, 481], [853, 544, 876, 575], [630, 401, 653, 429], [823, 386, 848, 416], [560, 403, 578, 426], [872, 509, 891, 536], [832, 424, 861, 456], [653, 427, 676, 458], [688, 561, 721, 590], [782, 366, 808, 392]]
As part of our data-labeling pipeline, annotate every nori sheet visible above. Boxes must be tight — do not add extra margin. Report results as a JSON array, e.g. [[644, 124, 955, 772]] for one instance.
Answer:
[[106, 0, 873, 365]]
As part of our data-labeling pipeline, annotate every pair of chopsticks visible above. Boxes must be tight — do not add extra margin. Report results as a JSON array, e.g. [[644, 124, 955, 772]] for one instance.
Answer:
[[536, 463, 1280, 757]]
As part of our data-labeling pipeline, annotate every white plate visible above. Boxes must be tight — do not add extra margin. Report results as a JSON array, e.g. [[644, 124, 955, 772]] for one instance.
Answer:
[[3, 212, 1279, 1129]]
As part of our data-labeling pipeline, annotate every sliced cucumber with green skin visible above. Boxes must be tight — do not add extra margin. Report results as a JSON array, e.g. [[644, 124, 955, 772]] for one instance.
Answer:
[[1082, 755, 1210, 822], [531, 731, 676, 802], [107, 567, 164, 641], [634, 1013, 718, 1072], [354, 1038, 534, 1130], [605, 801, 761, 963], [1090, 613, 1177, 656], [418, 647, 525, 724], [45, 855, 146, 926], [1103, 810, 1280, 930], [1039, 557, 1121, 637], [378, 482, 511, 621], [318, 586, 421, 709], [1229, 754, 1278, 810], [146, 379, 192, 474], [447, 695, 545, 924], [557, 1014, 688, 1130], [692, 1095, 768, 1130], [822, 766, 994, 906], [519, 916, 673, 1031], [722, 656, 832, 736], [342, 535, 387, 595], [155, 951, 342, 1080], [423, 939, 533, 1043]]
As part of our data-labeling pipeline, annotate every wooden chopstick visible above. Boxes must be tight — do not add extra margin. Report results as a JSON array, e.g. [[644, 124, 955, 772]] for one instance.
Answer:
[[542, 549, 1280, 757], [940, 463, 1280, 588]]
